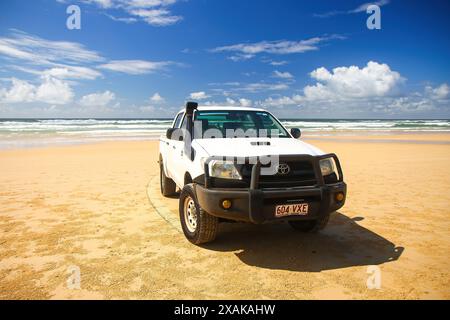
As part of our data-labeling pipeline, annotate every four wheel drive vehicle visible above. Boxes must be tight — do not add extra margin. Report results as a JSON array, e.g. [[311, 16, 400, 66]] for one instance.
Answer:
[[159, 102, 346, 244]]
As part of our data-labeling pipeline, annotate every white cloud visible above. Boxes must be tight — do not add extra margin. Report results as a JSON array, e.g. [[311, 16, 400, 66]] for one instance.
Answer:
[[59, 0, 178, 8], [127, 8, 182, 26], [0, 29, 185, 115], [239, 98, 253, 107], [58, 0, 182, 26], [98, 59, 171, 74], [104, 13, 138, 23], [315, 0, 390, 18], [84, 0, 114, 8], [303, 61, 403, 100], [150, 92, 165, 103], [0, 30, 103, 65], [268, 60, 289, 66], [0, 78, 35, 103], [10, 65, 101, 81], [189, 91, 210, 100], [36, 76, 74, 104], [79, 90, 116, 107], [426, 83, 449, 100], [258, 93, 445, 117], [257, 62, 450, 117], [202, 98, 253, 108], [227, 54, 255, 62], [40, 66, 102, 80], [385, 97, 435, 113], [261, 95, 303, 107], [350, 0, 390, 13], [273, 70, 294, 79], [139, 105, 155, 113], [0, 76, 74, 105], [251, 83, 289, 92], [236, 82, 290, 93], [0, 31, 179, 79], [137, 103, 179, 117], [208, 81, 290, 95], [212, 35, 345, 59], [0, 40, 36, 61], [225, 98, 236, 105]]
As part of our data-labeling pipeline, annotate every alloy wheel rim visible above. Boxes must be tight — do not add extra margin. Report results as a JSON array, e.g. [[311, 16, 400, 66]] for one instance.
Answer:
[[184, 196, 197, 233]]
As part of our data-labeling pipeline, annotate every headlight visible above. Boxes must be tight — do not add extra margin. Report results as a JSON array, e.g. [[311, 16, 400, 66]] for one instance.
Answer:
[[319, 157, 337, 176], [209, 160, 242, 180]]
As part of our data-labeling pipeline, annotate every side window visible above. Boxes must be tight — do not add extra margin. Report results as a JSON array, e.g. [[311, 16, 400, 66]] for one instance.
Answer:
[[173, 113, 184, 128]]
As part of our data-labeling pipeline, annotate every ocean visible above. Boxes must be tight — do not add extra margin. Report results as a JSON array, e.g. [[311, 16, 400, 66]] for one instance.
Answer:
[[1, 118, 449, 149]]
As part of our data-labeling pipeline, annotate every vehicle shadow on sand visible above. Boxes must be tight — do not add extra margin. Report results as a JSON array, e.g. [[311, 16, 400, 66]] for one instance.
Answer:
[[203, 212, 404, 272]]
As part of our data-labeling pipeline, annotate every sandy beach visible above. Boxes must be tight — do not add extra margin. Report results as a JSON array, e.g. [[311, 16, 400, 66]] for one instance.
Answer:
[[1, 134, 449, 299]]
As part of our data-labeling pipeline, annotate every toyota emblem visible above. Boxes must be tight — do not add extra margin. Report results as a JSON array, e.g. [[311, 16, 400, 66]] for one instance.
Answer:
[[276, 163, 290, 175]]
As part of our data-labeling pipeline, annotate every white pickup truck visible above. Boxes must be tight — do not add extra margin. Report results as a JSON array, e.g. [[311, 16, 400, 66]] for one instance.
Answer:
[[159, 102, 346, 244]]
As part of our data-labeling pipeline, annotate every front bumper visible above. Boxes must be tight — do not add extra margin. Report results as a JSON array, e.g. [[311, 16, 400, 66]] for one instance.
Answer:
[[194, 154, 347, 224]]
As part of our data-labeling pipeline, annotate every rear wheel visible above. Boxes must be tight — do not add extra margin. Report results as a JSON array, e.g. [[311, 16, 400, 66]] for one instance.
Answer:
[[288, 212, 331, 233], [160, 161, 176, 197], [179, 184, 218, 244]]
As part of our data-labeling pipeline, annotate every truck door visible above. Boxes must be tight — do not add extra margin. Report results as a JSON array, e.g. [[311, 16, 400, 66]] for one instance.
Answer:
[[169, 114, 188, 186], [166, 112, 184, 183]]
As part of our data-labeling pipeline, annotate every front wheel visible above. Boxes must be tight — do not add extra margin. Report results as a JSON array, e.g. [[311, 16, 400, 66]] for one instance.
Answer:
[[179, 184, 218, 245], [288, 212, 331, 233]]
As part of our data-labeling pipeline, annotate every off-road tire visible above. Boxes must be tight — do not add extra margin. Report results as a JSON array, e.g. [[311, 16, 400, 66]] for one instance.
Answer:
[[179, 184, 218, 244], [160, 161, 176, 197], [288, 212, 331, 233]]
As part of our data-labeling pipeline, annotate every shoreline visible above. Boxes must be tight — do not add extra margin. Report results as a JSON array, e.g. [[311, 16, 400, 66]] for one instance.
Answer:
[[1, 131, 450, 151]]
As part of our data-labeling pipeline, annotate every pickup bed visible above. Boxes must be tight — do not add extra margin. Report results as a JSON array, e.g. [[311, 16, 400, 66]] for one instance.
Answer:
[[159, 102, 346, 244]]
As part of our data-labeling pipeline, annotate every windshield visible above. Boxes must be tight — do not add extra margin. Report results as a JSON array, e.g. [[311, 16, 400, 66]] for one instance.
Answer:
[[194, 110, 290, 138]]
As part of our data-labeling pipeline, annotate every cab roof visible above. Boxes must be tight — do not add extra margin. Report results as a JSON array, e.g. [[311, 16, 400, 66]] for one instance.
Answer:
[[177, 105, 267, 114]]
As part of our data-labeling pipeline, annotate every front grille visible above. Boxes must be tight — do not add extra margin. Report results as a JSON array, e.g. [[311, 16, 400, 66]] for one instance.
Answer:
[[240, 161, 317, 188]]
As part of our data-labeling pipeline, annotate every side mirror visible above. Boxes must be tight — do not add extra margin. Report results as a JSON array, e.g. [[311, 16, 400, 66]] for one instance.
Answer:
[[166, 128, 184, 141], [291, 128, 301, 139], [166, 128, 175, 139]]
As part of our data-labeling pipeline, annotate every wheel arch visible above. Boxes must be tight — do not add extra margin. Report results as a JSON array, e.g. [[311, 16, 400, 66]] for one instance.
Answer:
[[159, 153, 169, 176], [184, 172, 193, 186]]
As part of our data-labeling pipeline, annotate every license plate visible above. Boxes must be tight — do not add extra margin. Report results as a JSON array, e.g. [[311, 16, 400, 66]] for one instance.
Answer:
[[275, 203, 309, 217]]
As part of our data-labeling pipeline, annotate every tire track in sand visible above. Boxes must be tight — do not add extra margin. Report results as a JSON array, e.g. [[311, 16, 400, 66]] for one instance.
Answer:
[[146, 176, 182, 233]]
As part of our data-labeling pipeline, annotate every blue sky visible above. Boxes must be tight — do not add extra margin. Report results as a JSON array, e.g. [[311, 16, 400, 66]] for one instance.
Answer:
[[0, 0, 449, 118]]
